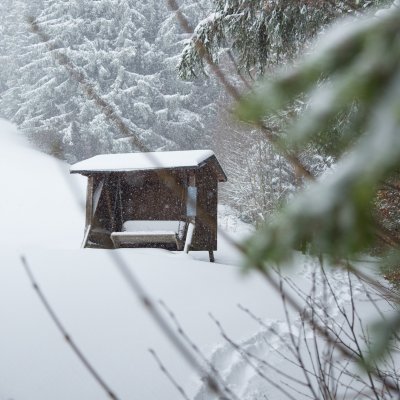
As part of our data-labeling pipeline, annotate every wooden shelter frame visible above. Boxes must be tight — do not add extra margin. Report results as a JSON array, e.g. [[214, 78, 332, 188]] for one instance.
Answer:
[[71, 151, 226, 262]]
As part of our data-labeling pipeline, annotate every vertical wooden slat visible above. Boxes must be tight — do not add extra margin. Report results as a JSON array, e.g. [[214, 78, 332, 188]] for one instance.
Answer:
[[85, 175, 94, 231], [188, 171, 196, 187], [81, 175, 94, 248]]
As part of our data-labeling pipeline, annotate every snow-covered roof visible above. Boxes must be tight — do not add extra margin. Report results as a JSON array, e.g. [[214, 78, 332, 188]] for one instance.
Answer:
[[70, 150, 227, 181]]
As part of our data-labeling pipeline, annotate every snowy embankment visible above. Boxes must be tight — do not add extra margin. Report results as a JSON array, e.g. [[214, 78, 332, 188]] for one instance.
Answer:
[[0, 119, 86, 250], [0, 120, 393, 400]]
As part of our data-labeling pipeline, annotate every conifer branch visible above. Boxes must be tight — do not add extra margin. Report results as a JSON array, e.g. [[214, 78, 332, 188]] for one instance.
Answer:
[[166, 0, 314, 180]]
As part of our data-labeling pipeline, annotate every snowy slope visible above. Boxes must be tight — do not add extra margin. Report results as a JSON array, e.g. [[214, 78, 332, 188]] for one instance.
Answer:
[[0, 120, 395, 400], [0, 119, 86, 250], [0, 249, 276, 400], [0, 119, 278, 399]]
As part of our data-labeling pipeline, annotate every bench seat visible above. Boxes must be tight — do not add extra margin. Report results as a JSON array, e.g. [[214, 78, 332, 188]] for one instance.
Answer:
[[110, 220, 185, 249]]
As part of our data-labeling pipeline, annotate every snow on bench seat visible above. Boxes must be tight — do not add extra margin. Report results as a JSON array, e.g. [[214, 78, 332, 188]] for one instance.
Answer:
[[122, 220, 185, 235], [111, 220, 185, 249]]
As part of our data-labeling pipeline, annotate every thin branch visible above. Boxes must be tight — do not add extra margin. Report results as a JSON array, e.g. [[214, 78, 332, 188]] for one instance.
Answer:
[[149, 349, 191, 400], [166, 0, 314, 181], [20, 255, 120, 400], [109, 251, 232, 400], [167, 0, 240, 100], [209, 313, 299, 400], [256, 265, 400, 393], [238, 302, 356, 392], [279, 271, 320, 399], [226, 49, 252, 90], [159, 300, 240, 400]]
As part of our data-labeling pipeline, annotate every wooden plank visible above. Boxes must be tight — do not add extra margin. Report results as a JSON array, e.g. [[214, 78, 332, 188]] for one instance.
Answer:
[[188, 171, 196, 187], [104, 177, 115, 232], [92, 178, 104, 218], [81, 224, 91, 248], [184, 221, 195, 253], [186, 187, 197, 217], [85, 176, 94, 233], [111, 231, 180, 249]]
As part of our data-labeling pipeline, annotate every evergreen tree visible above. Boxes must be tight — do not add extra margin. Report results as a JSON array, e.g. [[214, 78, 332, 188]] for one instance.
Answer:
[[177, 0, 382, 223], [178, 0, 382, 78], [0, 0, 219, 162], [0, 1, 39, 93], [237, 2, 400, 262]]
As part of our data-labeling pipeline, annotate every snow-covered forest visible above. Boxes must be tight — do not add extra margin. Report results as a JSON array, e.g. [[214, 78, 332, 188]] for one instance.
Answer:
[[1, 0, 400, 399], [0, 0, 220, 162]]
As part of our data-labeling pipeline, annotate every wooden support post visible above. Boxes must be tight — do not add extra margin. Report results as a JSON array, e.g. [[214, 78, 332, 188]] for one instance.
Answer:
[[85, 176, 94, 230], [187, 172, 197, 218], [82, 176, 94, 248], [184, 220, 195, 253], [184, 171, 197, 253], [209, 250, 215, 263], [81, 224, 91, 248], [188, 171, 196, 187]]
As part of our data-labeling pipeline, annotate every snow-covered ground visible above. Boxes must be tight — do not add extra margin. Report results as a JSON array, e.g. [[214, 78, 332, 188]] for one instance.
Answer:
[[0, 120, 86, 250], [0, 120, 395, 400]]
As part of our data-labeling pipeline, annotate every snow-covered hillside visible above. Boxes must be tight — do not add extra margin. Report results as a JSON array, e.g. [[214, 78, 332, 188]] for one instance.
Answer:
[[0, 120, 395, 400], [0, 119, 86, 250]]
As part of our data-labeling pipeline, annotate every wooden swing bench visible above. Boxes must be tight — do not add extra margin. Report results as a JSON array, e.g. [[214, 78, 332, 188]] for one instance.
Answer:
[[110, 220, 186, 250], [70, 150, 227, 262]]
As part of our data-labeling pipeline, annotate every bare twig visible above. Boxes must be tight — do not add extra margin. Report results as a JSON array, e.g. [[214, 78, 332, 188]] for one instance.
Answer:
[[109, 251, 232, 400], [256, 266, 400, 393], [20, 255, 120, 400], [159, 300, 240, 400], [279, 271, 320, 399], [149, 349, 191, 400], [209, 313, 299, 400], [226, 49, 253, 90]]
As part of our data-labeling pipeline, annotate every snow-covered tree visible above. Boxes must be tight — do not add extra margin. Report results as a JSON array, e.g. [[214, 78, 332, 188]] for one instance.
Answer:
[[225, 134, 297, 224], [177, 0, 380, 223], [237, 3, 400, 261], [0, 1, 43, 93], [213, 96, 334, 225], [178, 0, 383, 79], [0, 0, 219, 162]]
